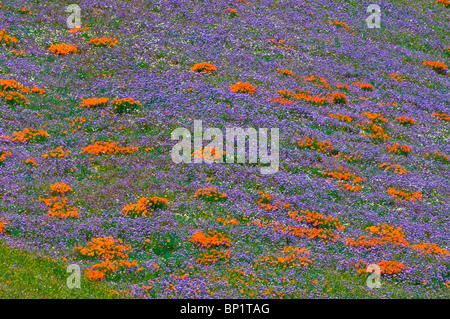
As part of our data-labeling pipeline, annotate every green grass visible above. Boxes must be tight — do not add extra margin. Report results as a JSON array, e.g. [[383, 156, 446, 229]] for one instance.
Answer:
[[0, 240, 121, 298]]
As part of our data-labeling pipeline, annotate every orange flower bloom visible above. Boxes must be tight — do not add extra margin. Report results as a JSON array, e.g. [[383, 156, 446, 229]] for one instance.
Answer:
[[389, 73, 403, 82], [50, 182, 73, 195], [48, 43, 78, 55], [229, 82, 256, 94], [80, 97, 109, 108], [331, 92, 347, 104], [12, 128, 50, 143], [354, 82, 374, 91], [0, 218, 9, 234], [191, 62, 217, 73], [277, 69, 293, 77], [121, 196, 169, 218], [81, 140, 138, 155], [190, 230, 231, 248], [387, 187, 422, 201], [431, 113, 450, 122], [194, 187, 227, 201], [394, 116, 416, 125], [0, 29, 18, 45], [88, 37, 120, 47], [73, 236, 130, 259], [43, 146, 71, 159], [329, 113, 352, 123], [423, 61, 447, 74], [298, 136, 333, 153], [387, 144, 411, 155]]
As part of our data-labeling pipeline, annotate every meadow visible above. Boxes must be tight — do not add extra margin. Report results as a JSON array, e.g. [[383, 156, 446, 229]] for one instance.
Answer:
[[0, 0, 449, 298]]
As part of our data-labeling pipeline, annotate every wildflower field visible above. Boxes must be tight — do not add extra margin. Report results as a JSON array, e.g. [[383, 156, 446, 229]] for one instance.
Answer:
[[0, 0, 449, 299]]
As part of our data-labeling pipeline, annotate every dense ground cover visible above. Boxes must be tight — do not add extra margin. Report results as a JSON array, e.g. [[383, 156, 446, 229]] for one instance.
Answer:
[[0, 0, 449, 298]]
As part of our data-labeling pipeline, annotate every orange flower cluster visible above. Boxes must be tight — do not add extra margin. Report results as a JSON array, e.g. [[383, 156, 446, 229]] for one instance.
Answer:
[[0, 218, 9, 234], [378, 100, 398, 107], [267, 97, 293, 104], [289, 210, 345, 231], [73, 236, 131, 259], [322, 166, 366, 185], [435, 0, 450, 8], [335, 152, 364, 162], [424, 150, 449, 162], [380, 163, 409, 175], [361, 112, 388, 123], [43, 146, 71, 159], [294, 88, 332, 105], [88, 37, 120, 47], [196, 249, 231, 265], [288, 225, 340, 242], [445, 46, 450, 56], [40, 182, 78, 218], [191, 146, 225, 162], [431, 113, 450, 121], [255, 191, 290, 211], [80, 97, 109, 108], [121, 196, 169, 218], [355, 260, 407, 275], [389, 73, 403, 81], [69, 25, 89, 34], [276, 90, 293, 99], [85, 259, 138, 281], [255, 246, 312, 268], [48, 43, 78, 55], [81, 140, 138, 155], [23, 157, 37, 166], [445, 281, 450, 289], [252, 217, 341, 242], [39, 195, 79, 218], [0, 91, 29, 105], [50, 182, 73, 195], [229, 82, 256, 94], [345, 224, 408, 248], [358, 122, 390, 141], [334, 83, 349, 90], [31, 86, 46, 96], [277, 69, 293, 76], [190, 230, 231, 248], [224, 8, 238, 13], [387, 144, 411, 155], [394, 116, 417, 125], [410, 242, 450, 258], [0, 29, 18, 45], [423, 61, 447, 74], [354, 82, 374, 91], [18, 6, 32, 14], [329, 113, 352, 123], [191, 62, 217, 73], [267, 38, 292, 50], [298, 136, 333, 153], [194, 187, 227, 201], [0, 79, 26, 91], [0, 149, 12, 164], [330, 20, 352, 33], [12, 127, 50, 143], [331, 92, 347, 104], [216, 217, 240, 226], [303, 75, 330, 89], [111, 97, 142, 113], [387, 187, 422, 201]]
